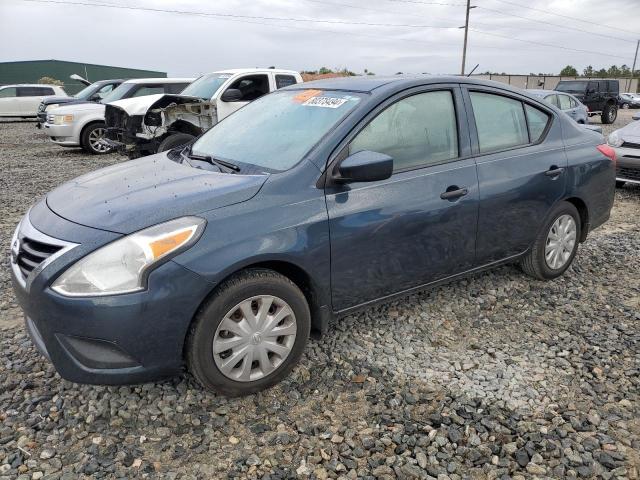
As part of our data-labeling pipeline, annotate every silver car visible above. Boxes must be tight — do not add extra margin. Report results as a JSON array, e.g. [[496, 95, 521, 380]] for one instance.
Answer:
[[608, 119, 640, 187], [527, 89, 589, 124]]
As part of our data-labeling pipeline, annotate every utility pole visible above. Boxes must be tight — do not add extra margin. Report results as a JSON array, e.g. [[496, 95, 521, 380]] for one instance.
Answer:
[[460, 0, 476, 75], [628, 39, 639, 92]]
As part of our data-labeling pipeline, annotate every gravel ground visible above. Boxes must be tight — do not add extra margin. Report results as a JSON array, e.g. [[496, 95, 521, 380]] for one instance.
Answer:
[[0, 114, 639, 480]]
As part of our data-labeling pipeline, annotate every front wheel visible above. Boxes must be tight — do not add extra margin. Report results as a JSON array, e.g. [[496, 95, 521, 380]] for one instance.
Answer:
[[186, 269, 310, 396], [520, 201, 581, 280], [80, 122, 113, 154], [601, 105, 617, 124], [157, 133, 195, 153], [622, 103, 630, 109]]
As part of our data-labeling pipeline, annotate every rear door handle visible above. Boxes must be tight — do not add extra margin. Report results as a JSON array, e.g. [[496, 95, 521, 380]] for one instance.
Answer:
[[545, 166, 565, 177], [440, 187, 469, 200]]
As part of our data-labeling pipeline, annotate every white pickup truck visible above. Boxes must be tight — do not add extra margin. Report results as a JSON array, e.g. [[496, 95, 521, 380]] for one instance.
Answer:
[[105, 68, 303, 158]]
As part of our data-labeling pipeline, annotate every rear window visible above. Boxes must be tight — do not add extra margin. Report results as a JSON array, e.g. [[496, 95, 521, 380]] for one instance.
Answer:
[[555, 81, 587, 93], [0, 87, 17, 98], [275, 75, 297, 89]]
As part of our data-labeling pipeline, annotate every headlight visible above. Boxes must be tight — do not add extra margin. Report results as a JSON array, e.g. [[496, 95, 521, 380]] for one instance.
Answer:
[[607, 131, 623, 147], [51, 216, 206, 297], [53, 114, 74, 125], [45, 104, 59, 111]]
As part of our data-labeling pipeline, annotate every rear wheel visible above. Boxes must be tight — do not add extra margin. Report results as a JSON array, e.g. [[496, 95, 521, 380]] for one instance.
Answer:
[[601, 104, 617, 124], [186, 269, 310, 396], [157, 133, 195, 154], [520, 201, 581, 280], [80, 122, 112, 154]]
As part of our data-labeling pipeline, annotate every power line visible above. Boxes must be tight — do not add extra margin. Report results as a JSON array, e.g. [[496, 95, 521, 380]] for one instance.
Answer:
[[475, 5, 637, 44], [487, 0, 640, 37], [470, 28, 633, 60], [18, 0, 458, 29]]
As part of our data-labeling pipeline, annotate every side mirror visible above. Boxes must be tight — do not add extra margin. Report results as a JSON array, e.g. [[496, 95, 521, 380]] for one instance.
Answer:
[[335, 150, 393, 183], [220, 88, 243, 102]]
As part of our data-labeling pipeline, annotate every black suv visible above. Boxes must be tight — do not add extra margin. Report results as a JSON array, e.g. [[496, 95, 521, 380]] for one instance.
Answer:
[[555, 79, 619, 124]]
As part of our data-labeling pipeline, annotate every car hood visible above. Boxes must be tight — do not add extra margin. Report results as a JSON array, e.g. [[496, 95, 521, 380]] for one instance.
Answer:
[[615, 120, 640, 142], [109, 94, 206, 116], [46, 153, 268, 234], [49, 102, 104, 116], [42, 96, 78, 105]]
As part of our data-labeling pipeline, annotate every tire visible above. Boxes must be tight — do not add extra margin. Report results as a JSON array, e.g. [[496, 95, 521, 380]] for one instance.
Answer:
[[616, 181, 626, 188], [157, 133, 195, 153], [520, 201, 581, 281], [622, 103, 630, 109], [601, 104, 617, 124], [80, 122, 112, 154], [186, 269, 310, 396]]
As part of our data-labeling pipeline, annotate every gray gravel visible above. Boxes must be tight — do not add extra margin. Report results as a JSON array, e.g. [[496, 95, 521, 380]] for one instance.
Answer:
[[1, 117, 639, 479]]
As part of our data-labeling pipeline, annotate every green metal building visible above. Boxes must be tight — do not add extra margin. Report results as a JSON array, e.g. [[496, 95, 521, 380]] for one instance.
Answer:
[[0, 59, 167, 94]]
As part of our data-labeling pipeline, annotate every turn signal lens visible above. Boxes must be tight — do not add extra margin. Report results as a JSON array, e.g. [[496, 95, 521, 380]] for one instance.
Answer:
[[149, 229, 194, 259]]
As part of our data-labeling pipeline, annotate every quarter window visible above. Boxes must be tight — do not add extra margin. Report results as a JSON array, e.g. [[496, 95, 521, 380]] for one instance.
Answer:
[[275, 75, 297, 89], [349, 90, 458, 172], [525, 104, 550, 142], [469, 91, 529, 153], [0, 87, 17, 98]]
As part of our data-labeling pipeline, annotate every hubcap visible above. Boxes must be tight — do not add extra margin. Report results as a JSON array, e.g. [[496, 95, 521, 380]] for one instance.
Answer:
[[89, 127, 110, 153], [545, 214, 577, 270], [212, 295, 297, 382]]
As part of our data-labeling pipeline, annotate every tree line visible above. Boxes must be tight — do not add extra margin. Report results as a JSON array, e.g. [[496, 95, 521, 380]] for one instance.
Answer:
[[558, 65, 639, 77]]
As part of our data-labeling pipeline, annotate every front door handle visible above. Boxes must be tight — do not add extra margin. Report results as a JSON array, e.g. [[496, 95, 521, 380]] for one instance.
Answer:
[[545, 166, 565, 178], [440, 186, 469, 201]]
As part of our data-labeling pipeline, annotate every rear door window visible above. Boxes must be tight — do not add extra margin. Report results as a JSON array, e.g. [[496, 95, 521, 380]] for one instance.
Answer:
[[275, 75, 297, 89], [0, 87, 17, 98], [349, 90, 459, 172], [544, 94, 560, 108], [18, 86, 54, 96], [469, 91, 529, 153], [558, 94, 572, 110]]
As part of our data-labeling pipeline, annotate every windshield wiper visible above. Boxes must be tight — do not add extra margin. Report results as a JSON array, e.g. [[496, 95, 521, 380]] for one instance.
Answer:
[[184, 146, 241, 173]]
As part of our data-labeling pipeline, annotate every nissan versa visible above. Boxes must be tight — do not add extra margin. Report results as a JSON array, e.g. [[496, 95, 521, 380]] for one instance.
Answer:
[[11, 76, 615, 396]]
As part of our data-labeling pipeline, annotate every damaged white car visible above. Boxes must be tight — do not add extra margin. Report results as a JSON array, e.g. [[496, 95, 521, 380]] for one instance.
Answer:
[[104, 68, 303, 158]]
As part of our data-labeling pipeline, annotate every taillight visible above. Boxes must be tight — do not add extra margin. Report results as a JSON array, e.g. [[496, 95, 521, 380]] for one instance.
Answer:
[[596, 144, 616, 163]]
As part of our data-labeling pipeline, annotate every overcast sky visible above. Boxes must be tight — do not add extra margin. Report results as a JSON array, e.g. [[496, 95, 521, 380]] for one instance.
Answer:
[[1, 0, 639, 77]]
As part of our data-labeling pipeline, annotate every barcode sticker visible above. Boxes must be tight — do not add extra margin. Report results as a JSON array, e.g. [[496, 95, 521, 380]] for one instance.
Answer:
[[302, 97, 348, 108]]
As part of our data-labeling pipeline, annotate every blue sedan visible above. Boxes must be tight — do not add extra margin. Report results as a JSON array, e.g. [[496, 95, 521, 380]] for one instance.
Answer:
[[11, 76, 616, 395]]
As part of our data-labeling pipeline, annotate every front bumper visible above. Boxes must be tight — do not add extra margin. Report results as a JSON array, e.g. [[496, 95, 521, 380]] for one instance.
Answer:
[[613, 145, 640, 184], [11, 208, 213, 385], [43, 122, 79, 146]]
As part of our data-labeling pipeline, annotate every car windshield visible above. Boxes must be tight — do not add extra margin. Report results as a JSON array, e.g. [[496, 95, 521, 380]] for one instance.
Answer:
[[179, 73, 231, 99], [100, 83, 135, 103], [191, 89, 364, 172], [74, 83, 100, 100], [556, 81, 587, 93]]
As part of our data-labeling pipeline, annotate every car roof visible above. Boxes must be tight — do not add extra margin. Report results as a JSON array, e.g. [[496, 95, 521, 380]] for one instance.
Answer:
[[209, 68, 299, 75], [93, 79, 124, 84], [0, 84, 63, 88], [285, 74, 547, 96], [122, 77, 195, 84], [526, 89, 555, 96]]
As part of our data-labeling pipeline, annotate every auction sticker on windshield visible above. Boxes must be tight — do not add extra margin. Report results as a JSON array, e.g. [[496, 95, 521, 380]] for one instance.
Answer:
[[303, 96, 348, 108]]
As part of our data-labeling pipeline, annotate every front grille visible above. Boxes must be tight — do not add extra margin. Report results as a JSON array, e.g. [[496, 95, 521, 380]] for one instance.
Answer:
[[617, 166, 640, 181], [621, 141, 640, 149], [16, 237, 63, 280]]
